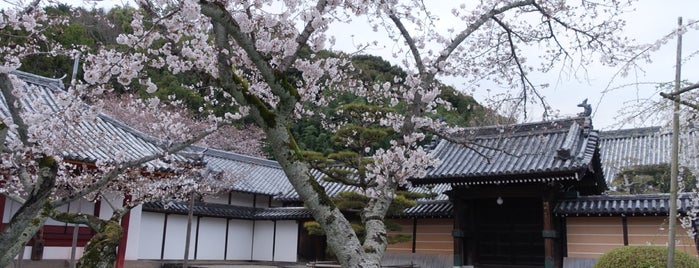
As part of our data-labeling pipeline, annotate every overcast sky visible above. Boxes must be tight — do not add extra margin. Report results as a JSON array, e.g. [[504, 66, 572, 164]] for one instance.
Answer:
[[63, 1, 699, 129], [4, 0, 698, 129], [325, 1, 699, 130]]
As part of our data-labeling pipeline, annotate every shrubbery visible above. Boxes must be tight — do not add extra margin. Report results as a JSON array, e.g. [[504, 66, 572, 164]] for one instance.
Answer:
[[594, 246, 699, 268]]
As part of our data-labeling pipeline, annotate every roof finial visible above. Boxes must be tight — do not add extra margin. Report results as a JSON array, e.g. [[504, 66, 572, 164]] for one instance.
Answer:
[[577, 98, 592, 117]]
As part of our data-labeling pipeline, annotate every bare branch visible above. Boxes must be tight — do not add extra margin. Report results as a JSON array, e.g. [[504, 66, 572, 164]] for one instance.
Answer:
[[2, 193, 25, 204], [492, 16, 548, 119], [433, 0, 535, 71], [279, 0, 329, 72], [387, 13, 426, 74], [660, 92, 699, 111], [532, 2, 605, 50], [667, 82, 699, 97], [51, 211, 102, 231]]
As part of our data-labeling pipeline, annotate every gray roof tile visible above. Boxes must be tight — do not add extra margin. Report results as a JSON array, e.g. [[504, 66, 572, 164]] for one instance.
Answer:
[[143, 201, 312, 220], [1, 71, 190, 170], [598, 127, 699, 183], [554, 193, 699, 216], [414, 117, 599, 185], [143, 200, 452, 220], [398, 201, 453, 218], [195, 147, 294, 196]]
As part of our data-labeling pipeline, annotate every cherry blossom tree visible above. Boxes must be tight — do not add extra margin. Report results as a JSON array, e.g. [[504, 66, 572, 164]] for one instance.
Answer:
[[1, 0, 642, 267], [0, 70, 237, 266], [51, 162, 235, 268], [0, 8, 241, 262], [100, 94, 266, 157]]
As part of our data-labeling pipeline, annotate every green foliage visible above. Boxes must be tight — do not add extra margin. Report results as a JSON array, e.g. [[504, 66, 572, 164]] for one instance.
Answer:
[[303, 221, 324, 236], [610, 164, 697, 194], [303, 190, 432, 244], [436, 86, 490, 126], [349, 54, 406, 83], [289, 52, 493, 155], [387, 192, 417, 215], [302, 219, 365, 239], [593, 246, 699, 268], [333, 192, 370, 212]]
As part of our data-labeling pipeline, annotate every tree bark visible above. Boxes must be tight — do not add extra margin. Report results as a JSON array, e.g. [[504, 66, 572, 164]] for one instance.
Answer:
[[0, 157, 57, 267], [201, 3, 392, 266], [266, 125, 375, 267], [52, 212, 123, 268]]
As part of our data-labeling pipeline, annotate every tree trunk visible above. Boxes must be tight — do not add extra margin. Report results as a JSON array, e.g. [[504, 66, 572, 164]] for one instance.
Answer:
[[0, 157, 57, 267], [77, 220, 122, 268], [52, 212, 124, 268], [266, 125, 380, 267]]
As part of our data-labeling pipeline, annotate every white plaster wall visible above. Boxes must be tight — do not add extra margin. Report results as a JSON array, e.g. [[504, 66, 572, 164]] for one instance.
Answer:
[[43, 199, 93, 225], [226, 219, 253, 260], [269, 199, 284, 207], [228, 192, 255, 207], [138, 212, 165, 259], [252, 221, 274, 261], [202, 194, 229, 205], [97, 193, 124, 220], [124, 205, 142, 260], [162, 214, 197, 260], [255, 196, 271, 208], [13, 247, 32, 260], [2, 198, 20, 223], [195, 217, 227, 260], [99, 200, 115, 221], [41, 247, 84, 259], [274, 220, 298, 262]]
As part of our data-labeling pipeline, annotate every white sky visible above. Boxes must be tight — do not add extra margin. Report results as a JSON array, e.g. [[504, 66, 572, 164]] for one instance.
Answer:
[[4, 0, 698, 130], [325, 1, 699, 130]]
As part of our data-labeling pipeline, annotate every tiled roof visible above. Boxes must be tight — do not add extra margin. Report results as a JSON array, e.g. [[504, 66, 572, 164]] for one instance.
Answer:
[[275, 169, 359, 202], [196, 147, 294, 196], [414, 117, 600, 186], [143, 201, 312, 220], [255, 207, 312, 220], [554, 193, 699, 216], [1, 71, 190, 170], [398, 201, 453, 218], [143, 200, 452, 220], [276, 171, 452, 202], [598, 127, 699, 183]]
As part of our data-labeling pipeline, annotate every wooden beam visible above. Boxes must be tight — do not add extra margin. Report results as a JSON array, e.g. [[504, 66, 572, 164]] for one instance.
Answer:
[[411, 217, 417, 253], [622, 216, 629, 246], [115, 196, 131, 268], [0, 194, 5, 225], [543, 198, 555, 268], [449, 193, 464, 267]]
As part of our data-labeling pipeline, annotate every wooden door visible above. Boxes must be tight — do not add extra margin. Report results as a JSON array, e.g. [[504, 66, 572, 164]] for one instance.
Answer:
[[473, 197, 544, 267]]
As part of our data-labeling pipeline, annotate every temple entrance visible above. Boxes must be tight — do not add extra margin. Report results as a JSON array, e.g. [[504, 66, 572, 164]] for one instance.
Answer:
[[472, 197, 544, 267]]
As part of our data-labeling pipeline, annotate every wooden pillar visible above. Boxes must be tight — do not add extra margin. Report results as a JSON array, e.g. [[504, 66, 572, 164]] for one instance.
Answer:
[[0, 194, 5, 227], [542, 197, 556, 268], [115, 196, 131, 268], [448, 191, 464, 267], [465, 200, 475, 265]]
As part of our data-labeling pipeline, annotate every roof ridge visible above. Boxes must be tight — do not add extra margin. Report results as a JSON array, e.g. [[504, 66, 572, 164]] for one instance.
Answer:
[[198, 146, 281, 168], [600, 126, 664, 139], [97, 113, 163, 145], [10, 70, 65, 90], [457, 116, 588, 138]]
